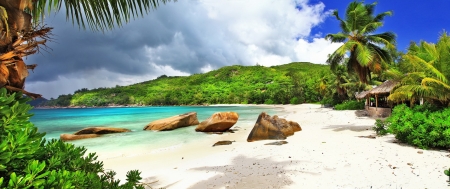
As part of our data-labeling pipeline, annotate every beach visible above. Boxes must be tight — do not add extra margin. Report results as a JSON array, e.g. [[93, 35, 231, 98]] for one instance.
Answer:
[[99, 104, 450, 189]]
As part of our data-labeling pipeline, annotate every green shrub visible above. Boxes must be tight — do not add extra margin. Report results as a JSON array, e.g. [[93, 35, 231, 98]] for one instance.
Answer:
[[0, 88, 144, 188], [386, 104, 450, 149], [290, 97, 300, 104], [264, 99, 275, 105], [320, 94, 342, 106], [334, 100, 364, 110], [372, 119, 389, 136], [445, 168, 450, 184]]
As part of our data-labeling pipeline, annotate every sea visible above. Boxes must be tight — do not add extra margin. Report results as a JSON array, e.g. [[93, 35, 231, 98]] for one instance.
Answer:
[[30, 105, 282, 157]]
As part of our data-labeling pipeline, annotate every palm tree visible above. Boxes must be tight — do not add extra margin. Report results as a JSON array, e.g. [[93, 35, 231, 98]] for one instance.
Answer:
[[388, 32, 450, 106], [0, 0, 173, 99], [326, 1, 396, 84]]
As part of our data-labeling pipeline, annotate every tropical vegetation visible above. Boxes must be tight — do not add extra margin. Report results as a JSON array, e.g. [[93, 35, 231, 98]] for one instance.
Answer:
[[387, 32, 450, 107], [373, 32, 450, 151], [41, 62, 331, 107], [383, 104, 450, 149], [325, 1, 396, 84], [334, 100, 364, 110]]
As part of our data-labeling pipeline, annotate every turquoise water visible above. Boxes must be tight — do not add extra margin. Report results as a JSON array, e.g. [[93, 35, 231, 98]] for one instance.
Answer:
[[30, 106, 281, 156]]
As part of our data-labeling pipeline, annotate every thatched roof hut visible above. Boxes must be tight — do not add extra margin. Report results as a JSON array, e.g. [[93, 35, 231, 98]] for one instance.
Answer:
[[355, 90, 369, 99], [368, 80, 398, 95], [355, 80, 398, 99]]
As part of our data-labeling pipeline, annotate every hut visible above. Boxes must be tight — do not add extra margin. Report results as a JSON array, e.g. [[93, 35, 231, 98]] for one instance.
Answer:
[[355, 80, 398, 117]]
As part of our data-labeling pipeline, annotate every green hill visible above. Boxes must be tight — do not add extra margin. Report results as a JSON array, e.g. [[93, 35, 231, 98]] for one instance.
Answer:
[[43, 62, 331, 107]]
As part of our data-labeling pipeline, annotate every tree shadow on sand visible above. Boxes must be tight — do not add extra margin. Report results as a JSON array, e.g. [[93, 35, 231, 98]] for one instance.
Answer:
[[323, 124, 373, 132], [187, 155, 316, 189]]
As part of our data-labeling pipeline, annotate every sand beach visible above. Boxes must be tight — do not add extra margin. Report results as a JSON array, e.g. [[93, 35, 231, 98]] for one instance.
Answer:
[[99, 104, 450, 189]]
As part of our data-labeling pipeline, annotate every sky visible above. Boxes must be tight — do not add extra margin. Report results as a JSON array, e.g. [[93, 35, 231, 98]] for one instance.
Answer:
[[24, 0, 450, 99]]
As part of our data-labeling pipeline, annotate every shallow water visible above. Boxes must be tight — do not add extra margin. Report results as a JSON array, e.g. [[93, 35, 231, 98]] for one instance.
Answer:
[[30, 106, 281, 156]]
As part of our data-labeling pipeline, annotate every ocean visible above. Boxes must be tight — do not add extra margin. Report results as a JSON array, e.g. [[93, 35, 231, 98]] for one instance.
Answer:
[[30, 105, 282, 157]]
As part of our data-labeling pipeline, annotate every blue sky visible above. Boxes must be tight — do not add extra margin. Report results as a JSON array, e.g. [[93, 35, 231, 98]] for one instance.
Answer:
[[25, 0, 450, 98], [313, 0, 450, 51]]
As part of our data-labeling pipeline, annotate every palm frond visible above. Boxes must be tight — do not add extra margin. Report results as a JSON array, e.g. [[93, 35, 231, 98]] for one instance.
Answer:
[[373, 10, 393, 23], [367, 32, 396, 49], [31, 0, 175, 31], [364, 2, 376, 16], [381, 68, 403, 80], [327, 51, 345, 71], [354, 42, 373, 66], [388, 85, 415, 102], [0, 6, 8, 37], [421, 78, 450, 90], [403, 54, 447, 83], [325, 33, 347, 43], [360, 21, 382, 34], [332, 10, 350, 34], [369, 43, 392, 61]]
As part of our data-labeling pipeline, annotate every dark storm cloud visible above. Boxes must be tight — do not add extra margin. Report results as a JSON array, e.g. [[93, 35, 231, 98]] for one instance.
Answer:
[[26, 2, 179, 82], [26, 1, 236, 82]]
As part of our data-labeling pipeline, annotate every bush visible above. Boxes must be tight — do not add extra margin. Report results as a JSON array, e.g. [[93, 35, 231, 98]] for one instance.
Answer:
[[0, 88, 144, 188], [264, 99, 275, 105], [334, 100, 364, 110], [386, 104, 450, 149], [372, 119, 389, 136], [445, 168, 450, 185], [290, 97, 300, 104], [320, 93, 342, 106]]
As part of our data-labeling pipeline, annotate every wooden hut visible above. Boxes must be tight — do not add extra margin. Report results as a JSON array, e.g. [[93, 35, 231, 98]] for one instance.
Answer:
[[355, 80, 398, 117]]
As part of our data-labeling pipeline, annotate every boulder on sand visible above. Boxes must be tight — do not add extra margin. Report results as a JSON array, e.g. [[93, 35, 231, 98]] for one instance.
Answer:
[[60, 133, 100, 141], [247, 112, 302, 142], [195, 112, 239, 132], [144, 112, 199, 131], [60, 127, 131, 141]]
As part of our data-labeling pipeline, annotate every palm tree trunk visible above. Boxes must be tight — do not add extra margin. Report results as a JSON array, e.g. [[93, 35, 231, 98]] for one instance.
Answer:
[[0, 0, 52, 99], [349, 52, 369, 84]]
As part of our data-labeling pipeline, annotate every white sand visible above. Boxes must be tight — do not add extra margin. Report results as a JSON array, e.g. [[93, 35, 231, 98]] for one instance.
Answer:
[[100, 104, 450, 189]]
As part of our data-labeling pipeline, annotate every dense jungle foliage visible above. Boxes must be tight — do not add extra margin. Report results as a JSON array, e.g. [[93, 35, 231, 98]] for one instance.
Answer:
[[379, 104, 450, 149], [42, 62, 338, 107]]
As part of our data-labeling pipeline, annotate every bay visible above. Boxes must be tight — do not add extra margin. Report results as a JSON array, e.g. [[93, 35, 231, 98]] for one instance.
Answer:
[[30, 105, 281, 157]]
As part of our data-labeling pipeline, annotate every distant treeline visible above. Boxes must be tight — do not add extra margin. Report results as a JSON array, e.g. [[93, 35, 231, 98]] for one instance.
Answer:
[[42, 62, 332, 107]]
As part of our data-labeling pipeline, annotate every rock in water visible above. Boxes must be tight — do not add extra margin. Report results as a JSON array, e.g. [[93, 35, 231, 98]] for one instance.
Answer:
[[143, 112, 199, 131], [60, 127, 131, 141], [60, 134, 100, 141], [264, 141, 288, 145], [212, 140, 235, 147], [74, 127, 131, 135], [196, 112, 239, 132], [247, 112, 302, 142]]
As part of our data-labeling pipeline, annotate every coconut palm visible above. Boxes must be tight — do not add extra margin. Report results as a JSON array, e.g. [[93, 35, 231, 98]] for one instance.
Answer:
[[0, 0, 173, 99], [326, 1, 396, 84], [388, 32, 450, 106]]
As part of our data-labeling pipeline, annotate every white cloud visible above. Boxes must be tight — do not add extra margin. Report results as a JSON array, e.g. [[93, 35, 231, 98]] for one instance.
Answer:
[[142, 0, 339, 69], [295, 38, 343, 64]]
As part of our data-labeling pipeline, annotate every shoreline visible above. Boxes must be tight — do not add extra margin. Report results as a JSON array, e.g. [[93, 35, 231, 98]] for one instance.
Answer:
[[96, 104, 450, 188], [32, 103, 280, 109]]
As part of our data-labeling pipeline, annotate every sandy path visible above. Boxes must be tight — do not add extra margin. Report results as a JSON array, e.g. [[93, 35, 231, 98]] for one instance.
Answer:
[[100, 104, 450, 189]]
